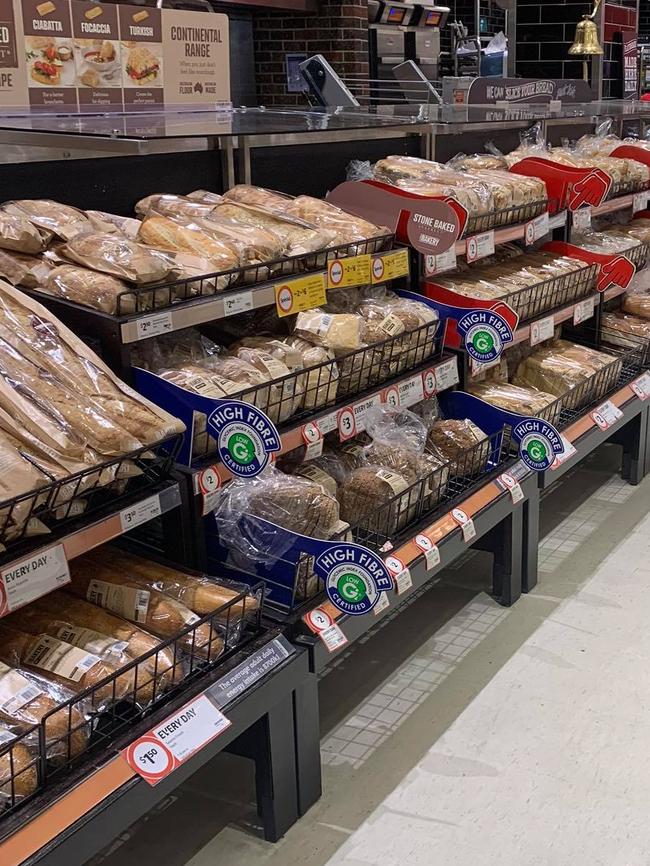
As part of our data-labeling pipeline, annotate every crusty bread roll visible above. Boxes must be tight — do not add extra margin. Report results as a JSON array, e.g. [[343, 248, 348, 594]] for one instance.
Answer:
[[0, 734, 38, 799]]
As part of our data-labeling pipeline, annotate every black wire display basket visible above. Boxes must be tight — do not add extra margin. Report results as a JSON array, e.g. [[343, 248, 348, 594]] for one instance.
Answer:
[[463, 199, 548, 236]]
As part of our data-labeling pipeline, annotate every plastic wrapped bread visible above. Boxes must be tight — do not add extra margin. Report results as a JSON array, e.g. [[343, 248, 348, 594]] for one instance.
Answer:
[[623, 289, 650, 319], [85, 210, 141, 240], [196, 216, 285, 268], [61, 233, 173, 284], [2, 200, 90, 241], [0, 662, 87, 759], [42, 264, 134, 315], [135, 193, 219, 220], [427, 419, 490, 475], [601, 310, 650, 348], [282, 195, 388, 250], [222, 184, 294, 212], [137, 215, 240, 275], [468, 381, 559, 415], [229, 337, 306, 410], [0, 729, 38, 800], [0, 249, 52, 288], [282, 336, 340, 409], [294, 309, 362, 352], [0, 212, 46, 254], [230, 345, 298, 422]]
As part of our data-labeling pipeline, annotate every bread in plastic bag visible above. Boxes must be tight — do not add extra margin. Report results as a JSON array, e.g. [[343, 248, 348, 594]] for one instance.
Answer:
[[135, 193, 219, 220], [61, 232, 173, 284], [222, 184, 294, 213], [468, 380, 560, 417], [282, 336, 339, 409], [428, 419, 490, 475], [294, 309, 362, 352], [0, 212, 46, 255], [0, 249, 52, 288], [2, 200, 90, 241], [0, 725, 38, 800], [42, 264, 133, 315], [85, 210, 141, 240], [602, 310, 650, 348], [282, 195, 389, 251], [137, 215, 240, 275]]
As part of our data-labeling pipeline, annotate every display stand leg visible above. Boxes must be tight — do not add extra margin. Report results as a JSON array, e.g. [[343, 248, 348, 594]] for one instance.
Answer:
[[293, 673, 322, 816], [614, 409, 648, 486], [474, 509, 523, 607], [522, 481, 540, 593]]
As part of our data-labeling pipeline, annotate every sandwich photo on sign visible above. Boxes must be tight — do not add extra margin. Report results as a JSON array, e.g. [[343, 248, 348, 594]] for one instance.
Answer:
[[124, 44, 161, 86], [21, 0, 76, 107], [118, 4, 163, 108]]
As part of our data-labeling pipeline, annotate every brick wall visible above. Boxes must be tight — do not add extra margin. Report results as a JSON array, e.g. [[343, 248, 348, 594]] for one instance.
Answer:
[[254, 0, 369, 105], [515, 0, 593, 82], [602, 0, 637, 98]]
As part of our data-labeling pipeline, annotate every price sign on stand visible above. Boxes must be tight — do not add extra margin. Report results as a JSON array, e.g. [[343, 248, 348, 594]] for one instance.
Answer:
[[466, 231, 495, 263], [592, 400, 623, 430], [199, 467, 221, 516], [500, 473, 525, 504], [302, 422, 324, 459], [552, 434, 577, 469], [573, 296, 596, 325], [530, 315, 555, 346], [382, 384, 400, 407], [327, 255, 372, 289], [337, 407, 357, 442], [223, 291, 253, 317], [373, 592, 390, 615], [306, 608, 333, 632], [0, 544, 70, 616], [572, 208, 592, 231], [398, 375, 424, 407], [525, 212, 550, 245], [426, 247, 457, 275], [372, 249, 409, 283], [633, 192, 649, 214], [434, 358, 459, 392], [275, 274, 327, 317], [136, 312, 173, 340], [631, 372, 650, 401], [385, 556, 412, 595], [415, 534, 441, 570], [120, 494, 162, 532], [451, 508, 476, 542]]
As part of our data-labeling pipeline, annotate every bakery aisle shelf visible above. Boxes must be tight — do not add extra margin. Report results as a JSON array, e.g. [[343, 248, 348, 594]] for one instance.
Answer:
[[295, 462, 536, 674], [0, 630, 320, 866], [453, 211, 567, 258]]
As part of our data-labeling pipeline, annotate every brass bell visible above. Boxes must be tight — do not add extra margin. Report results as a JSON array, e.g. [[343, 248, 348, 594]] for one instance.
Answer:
[[569, 16, 604, 56]]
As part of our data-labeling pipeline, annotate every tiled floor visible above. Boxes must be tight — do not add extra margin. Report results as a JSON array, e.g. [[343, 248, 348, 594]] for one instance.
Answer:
[[89, 443, 650, 866]]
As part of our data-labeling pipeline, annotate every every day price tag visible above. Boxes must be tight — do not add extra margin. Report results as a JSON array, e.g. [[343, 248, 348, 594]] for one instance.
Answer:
[[573, 296, 596, 325], [633, 191, 649, 214], [552, 434, 577, 469], [572, 208, 592, 231], [319, 623, 349, 652], [198, 466, 221, 516], [451, 507, 476, 542], [398, 374, 425, 408], [120, 494, 162, 532], [434, 358, 460, 392], [275, 274, 327, 317], [631, 372, 650, 401], [499, 473, 524, 504], [123, 694, 231, 786], [337, 407, 357, 442], [301, 422, 324, 459], [415, 534, 441, 570], [466, 231, 495, 263], [385, 556, 413, 595], [371, 249, 409, 284], [327, 255, 372, 289], [136, 312, 173, 340], [592, 400, 623, 430], [525, 212, 550, 245], [425, 246, 457, 276], [530, 314, 554, 346], [353, 394, 383, 432], [0, 544, 70, 615], [373, 592, 390, 616], [223, 291, 253, 317]]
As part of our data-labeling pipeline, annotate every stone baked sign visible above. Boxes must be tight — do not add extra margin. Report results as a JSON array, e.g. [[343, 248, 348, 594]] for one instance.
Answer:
[[466, 77, 593, 105], [0, 0, 229, 113]]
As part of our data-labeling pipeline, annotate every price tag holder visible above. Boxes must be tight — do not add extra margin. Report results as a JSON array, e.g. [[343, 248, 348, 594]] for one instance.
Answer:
[[223, 291, 253, 317], [317, 413, 338, 436], [136, 312, 173, 340], [372, 249, 409, 284], [302, 422, 324, 459], [337, 407, 357, 442], [319, 623, 348, 653], [123, 694, 231, 786], [327, 255, 372, 289], [415, 534, 441, 571], [394, 568, 413, 595], [0, 543, 70, 615], [633, 191, 649, 214], [398, 374, 425, 407], [275, 274, 327, 317], [552, 434, 577, 469], [466, 231, 495, 263], [631, 372, 650, 401], [382, 384, 400, 407], [525, 212, 550, 245], [572, 208, 592, 231], [434, 358, 459, 392], [373, 592, 390, 616], [306, 608, 333, 632], [530, 314, 555, 346], [500, 473, 524, 504], [591, 400, 623, 430], [451, 507, 476, 542], [573, 296, 596, 325], [198, 467, 221, 516], [353, 394, 382, 432], [432, 246, 457, 274], [120, 494, 162, 532]]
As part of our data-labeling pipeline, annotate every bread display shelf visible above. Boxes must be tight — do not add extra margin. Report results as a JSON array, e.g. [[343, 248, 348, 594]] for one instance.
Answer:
[[587, 192, 648, 218], [0, 628, 312, 866], [189, 354, 459, 491], [542, 240, 647, 293]]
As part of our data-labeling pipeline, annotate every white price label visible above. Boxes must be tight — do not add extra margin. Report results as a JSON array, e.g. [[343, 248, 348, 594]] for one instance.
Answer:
[[434, 358, 459, 392], [385, 555, 406, 576], [353, 394, 382, 432], [0, 544, 70, 615], [573, 296, 596, 325], [530, 314, 555, 346], [415, 534, 440, 571], [398, 375, 425, 407], [451, 508, 476, 542], [633, 192, 649, 214], [422, 367, 437, 398], [373, 592, 390, 616], [320, 623, 348, 653], [383, 385, 400, 407], [317, 413, 338, 435], [552, 434, 577, 469], [120, 494, 162, 532], [500, 473, 524, 504], [572, 208, 592, 231], [525, 212, 550, 245], [337, 408, 357, 442], [466, 230, 495, 263], [136, 312, 173, 340], [434, 246, 457, 274], [394, 568, 413, 595], [591, 400, 623, 430], [306, 608, 333, 632], [199, 466, 221, 516], [631, 372, 650, 400], [223, 291, 253, 317], [302, 422, 324, 459]]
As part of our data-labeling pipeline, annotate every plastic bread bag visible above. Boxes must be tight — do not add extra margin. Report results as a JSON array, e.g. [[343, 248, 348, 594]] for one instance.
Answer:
[[281, 195, 389, 247], [85, 210, 141, 240], [194, 215, 285, 268], [468, 381, 559, 415], [213, 466, 340, 567], [230, 345, 301, 421], [32, 591, 181, 698], [606, 222, 650, 244], [294, 309, 363, 353], [2, 200, 90, 241], [282, 336, 340, 409], [346, 159, 373, 182], [623, 289, 650, 319], [42, 264, 133, 315], [0, 280, 185, 445], [135, 193, 216, 219], [0, 212, 47, 255], [446, 152, 509, 172], [60, 232, 174, 285], [137, 215, 240, 274], [0, 249, 52, 289], [601, 310, 650, 348], [67, 567, 223, 662], [0, 723, 38, 801], [186, 189, 224, 204], [571, 230, 640, 255], [0, 662, 88, 760], [222, 184, 294, 213], [427, 418, 490, 476]]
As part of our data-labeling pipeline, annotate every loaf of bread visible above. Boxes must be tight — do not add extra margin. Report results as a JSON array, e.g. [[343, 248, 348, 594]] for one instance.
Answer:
[[623, 290, 650, 319], [338, 465, 413, 534], [61, 233, 173, 284], [282, 195, 388, 251], [222, 184, 293, 212], [0, 212, 46, 254], [468, 381, 559, 416], [137, 215, 240, 274], [427, 419, 490, 475], [67, 568, 223, 661], [602, 310, 650, 349], [0, 731, 38, 800], [230, 346, 298, 422], [85, 210, 141, 240], [3, 200, 90, 240], [282, 336, 339, 409], [196, 216, 284, 269], [0, 622, 134, 707], [135, 194, 219, 220], [294, 310, 362, 352], [42, 264, 134, 315], [0, 249, 52, 288]]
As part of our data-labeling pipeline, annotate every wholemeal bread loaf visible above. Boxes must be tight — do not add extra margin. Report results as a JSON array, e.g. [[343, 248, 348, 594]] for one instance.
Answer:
[[0, 732, 38, 799], [338, 465, 412, 534], [42, 265, 134, 315], [427, 419, 490, 475], [61, 233, 172, 284]]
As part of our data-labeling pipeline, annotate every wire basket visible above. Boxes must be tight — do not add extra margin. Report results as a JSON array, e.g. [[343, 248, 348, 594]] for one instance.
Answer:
[[463, 199, 548, 236], [0, 433, 182, 553], [113, 235, 395, 317], [499, 264, 598, 323], [607, 179, 649, 199], [0, 581, 264, 823]]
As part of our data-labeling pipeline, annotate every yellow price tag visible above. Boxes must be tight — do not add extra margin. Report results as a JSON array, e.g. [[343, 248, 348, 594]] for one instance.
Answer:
[[371, 249, 410, 284], [327, 254, 372, 289], [275, 273, 327, 317]]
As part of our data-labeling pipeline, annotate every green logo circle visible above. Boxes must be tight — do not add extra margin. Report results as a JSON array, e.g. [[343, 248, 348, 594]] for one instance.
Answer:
[[527, 438, 548, 463], [227, 432, 256, 466], [337, 573, 366, 604], [473, 330, 495, 354]]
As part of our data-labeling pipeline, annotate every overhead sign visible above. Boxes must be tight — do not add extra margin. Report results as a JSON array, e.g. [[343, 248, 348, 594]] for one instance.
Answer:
[[466, 77, 593, 104]]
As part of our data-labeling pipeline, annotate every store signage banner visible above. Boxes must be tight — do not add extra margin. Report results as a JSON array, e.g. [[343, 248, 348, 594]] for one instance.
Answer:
[[623, 34, 638, 100], [1, 0, 230, 114], [466, 77, 593, 105]]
